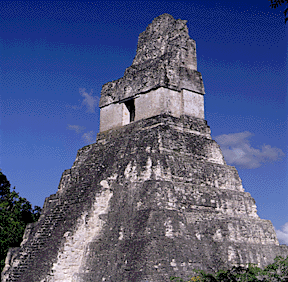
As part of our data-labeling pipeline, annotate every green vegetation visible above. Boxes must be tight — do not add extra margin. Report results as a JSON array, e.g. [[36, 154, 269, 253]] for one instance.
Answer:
[[0, 171, 41, 273], [170, 256, 288, 281]]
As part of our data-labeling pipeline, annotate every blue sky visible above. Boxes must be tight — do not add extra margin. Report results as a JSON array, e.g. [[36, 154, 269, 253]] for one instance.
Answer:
[[1, 1, 287, 244]]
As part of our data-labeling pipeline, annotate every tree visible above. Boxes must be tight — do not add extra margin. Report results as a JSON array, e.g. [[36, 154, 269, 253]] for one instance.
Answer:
[[0, 171, 41, 273], [170, 256, 288, 281], [269, 0, 288, 24]]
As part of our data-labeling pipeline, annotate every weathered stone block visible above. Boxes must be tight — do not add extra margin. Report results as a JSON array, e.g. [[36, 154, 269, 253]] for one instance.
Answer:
[[99, 13, 205, 129], [3, 114, 288, 281], [2, 13, 288, 282]]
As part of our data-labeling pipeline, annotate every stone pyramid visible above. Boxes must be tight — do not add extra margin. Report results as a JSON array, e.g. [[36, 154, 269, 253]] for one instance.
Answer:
[[2, 13, 288, 282]]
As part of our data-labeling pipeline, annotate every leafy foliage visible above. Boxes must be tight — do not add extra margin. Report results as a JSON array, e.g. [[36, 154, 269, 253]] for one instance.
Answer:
[[170, 256, 288, 281], [269, 0, 288, 23], [0, 171, 41, 273]]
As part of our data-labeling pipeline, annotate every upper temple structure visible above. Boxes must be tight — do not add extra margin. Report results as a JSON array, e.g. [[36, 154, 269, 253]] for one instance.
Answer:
[[2, 13, 288, 282], [99, 13, 205, 132]]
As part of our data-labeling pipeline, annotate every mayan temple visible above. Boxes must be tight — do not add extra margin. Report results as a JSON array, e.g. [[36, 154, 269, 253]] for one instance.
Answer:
[[2, 13, 288, 282]]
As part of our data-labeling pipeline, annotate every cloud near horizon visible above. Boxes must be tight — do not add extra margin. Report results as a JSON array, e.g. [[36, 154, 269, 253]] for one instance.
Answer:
[[275, 223, 288, 245], [214, 131, 284, 169]]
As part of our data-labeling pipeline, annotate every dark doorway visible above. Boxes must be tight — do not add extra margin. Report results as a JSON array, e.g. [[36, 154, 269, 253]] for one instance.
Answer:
[[125, 99, 135, 122]]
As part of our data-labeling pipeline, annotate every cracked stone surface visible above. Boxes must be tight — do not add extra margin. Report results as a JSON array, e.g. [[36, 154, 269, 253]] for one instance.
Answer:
[[99, 13, 204, 108], [2, 13, 288, 282], [2, 115, 288, 282]]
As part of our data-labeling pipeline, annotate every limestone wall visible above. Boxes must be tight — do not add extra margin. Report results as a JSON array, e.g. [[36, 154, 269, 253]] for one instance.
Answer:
[[99, 14, 205, 108], [99, 102, 122, 132], [100, 88, 204, 132], [3, 114, 288, 282], [3, 13, 288, 282]]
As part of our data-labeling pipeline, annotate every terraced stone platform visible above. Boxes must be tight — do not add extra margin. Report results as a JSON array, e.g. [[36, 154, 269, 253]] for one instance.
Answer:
[[2, 13, 288, 282], [2, 114, 288, 282]]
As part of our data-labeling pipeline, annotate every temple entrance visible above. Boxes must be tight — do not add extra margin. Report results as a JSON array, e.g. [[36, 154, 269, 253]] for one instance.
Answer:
[[123, 98, 135, 125]]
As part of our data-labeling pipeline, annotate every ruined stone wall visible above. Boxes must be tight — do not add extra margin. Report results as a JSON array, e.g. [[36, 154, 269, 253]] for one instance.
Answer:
[[3, 13, 288, 282], [99, 14, 205, 109], [100, 87, 204, 132], [3, 114, 288, 282], [99, 13, 207, 133]]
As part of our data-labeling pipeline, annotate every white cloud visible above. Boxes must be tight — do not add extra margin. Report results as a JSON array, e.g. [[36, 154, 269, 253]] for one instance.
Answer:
[[65, 104, 81, 110], [66, 88, 99, 112], [67, 124, 86, 134], [214, 131, 284, 169], [82, 131, 95, 144], [276, 223, 288, 245], [79, 88, 99, 113]]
